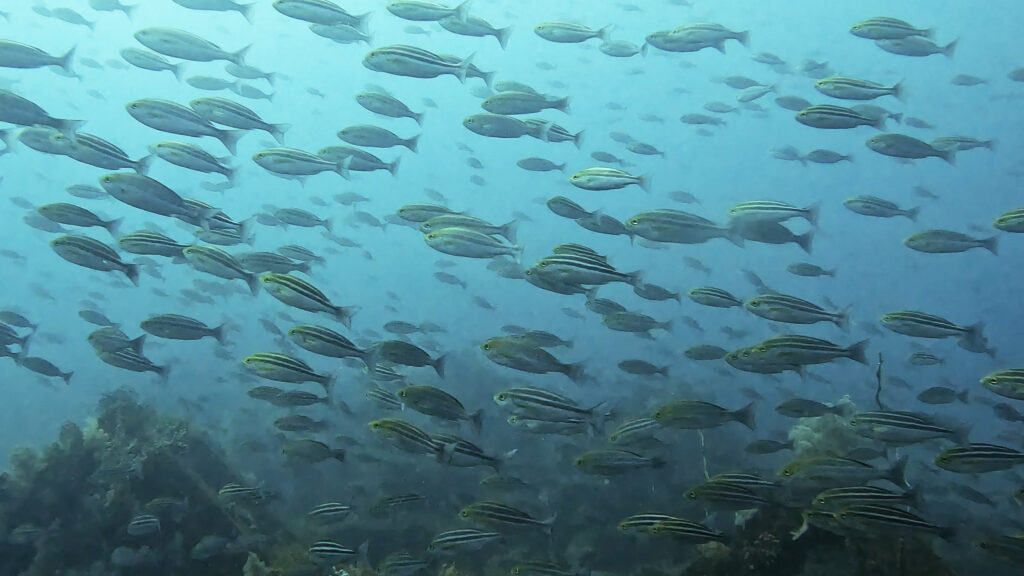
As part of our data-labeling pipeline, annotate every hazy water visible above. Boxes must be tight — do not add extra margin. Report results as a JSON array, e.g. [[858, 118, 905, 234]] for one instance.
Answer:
[[0, 1, 1023, 572]]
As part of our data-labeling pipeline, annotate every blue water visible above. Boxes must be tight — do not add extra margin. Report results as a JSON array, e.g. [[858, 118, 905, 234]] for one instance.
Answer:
[[1, 0, 1023, 573]]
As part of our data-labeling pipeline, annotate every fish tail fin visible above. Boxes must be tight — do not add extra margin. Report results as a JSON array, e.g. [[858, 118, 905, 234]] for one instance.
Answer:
[[649, 456, 666, 469], [572, 129, 585, 150], [130, 334, 147, 354], [983, 236, 998, 255], [405, 133, 420, 153], [59, 45, 76, 76], [218, 129, 243, 154], [171, 63, 184, 82], [105, 217, 123, 238], [796, 230, 814, 254], [456, 52, 475, 83], [356, 541, 370, 571], [135, 153, 154, 175], [943, 38, 958, 58], [905, 483, 925, 511], [239, 2, 256, 24], [961, 322, 986, 351], [725, 224, 746, 247], [246, 273, 260, 296], [957, 389, 969, 404], [335, 306, 359, 329], [157, 363, 171, 385], [905, 206, 921, 222], [637, 173, 652, 193], [453, 0, 471, 20], [388, 156, 401, 176], [628, 269, 644, 288], [658, 365, 670, 377], [332, 448, 346, 462], [496, 25, 513, 50], [940, 147, 956, 165], [873, 114, 887, 131], [952, 422, 972, 446], [124, 263, 140, 286], [804, 201, 821, 227], [231, 44, 251, 66], [736, 401, 757, 430], [270, 123, 290, 145], [597, 25, 613, 42], [433, 354, 447, 378], [122, 4, 137, 20], [61, 371, 73, 386], [567, 361, 586, 385], [890, 454, 910, 488], [335, 155, 352, 179], [847, 338, 870, 365], [557, 96, 571, 114], [413, 111, 424, 126], [469, 409, 485, 435], [213, 324, 227, 346], [892, 79, 905, 102], [500, 219, 519, 243], [640, 41, 649, 56], [834, 305, 851, 330], [736, 30, 750, 47]]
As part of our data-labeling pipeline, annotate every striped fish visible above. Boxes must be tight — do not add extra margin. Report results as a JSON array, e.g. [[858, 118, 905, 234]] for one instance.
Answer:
[[118, 229, 192, 256], [370, 493, 425, 517], [260, 273, 358, 327], [608, 417, 662, 447], [795, 104, 886, 129], [617, 513, 683, 533], [97, 348, 168, 382], [365, 386, 403, 410], [848, 410, 969, 445], [237, 251, 309, 274], [363, 45, 478, 83], [253, 147, 349, 179], [126, 514, 161, 536], [308, 540, 367, 564], [241, 352, 333, 390], [190, 96, 288, 144], [368, 418, 441, 456], [551, 243, 608, 263], [688, 286, 742, 308], [744, 293, 849, 328], [686, 480, 768, 510], [217, 482, 274, 504], [880, 310, 987, 352], [38, 202, 122, 236], [844, 195, 919, 220], [814, 76, 902, 101], [531, 255, 642, 287], [649, 518, 726, 542], [850, 17, 932, 40], [195, 227, 248, 246], [433, 433, 515, 472], [182, 245, 258, 295], [287, 324, 367, 360], [812, 485, 922, 510], [728, 200, 820, 226], [993, 207, 1024, 233], [569, 166, 649, 191], [708, 472, 779, 492], [510, 560, 578, 576], [981, 369, 1024, 400], [935, 443, 1024, 474], [140, 314, 224, 343], [524, 119, 583, 147], [493, 386, 598, 421], [625, 209, 738, 245], [50, 235, 139, 285], [60, 132, 150, 173], [306, 502, 353, 525], [378, 552, 429, 576], [150, 141, 234, 182], [458, 500, 555, 533], [428, 529, 503, 553], [834, 504, 954, 540], [745, 334, 869, 365]]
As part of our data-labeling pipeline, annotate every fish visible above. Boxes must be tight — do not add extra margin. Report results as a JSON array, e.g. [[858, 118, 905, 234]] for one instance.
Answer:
[[573, 449, 664, 476], [427, 529, 503, 553], [904, 229, 997, 254], [653, 400, 756, 430], [981, 369, 1024, 400], [481, 339, 584, 382], [241, 352, 333, 391], [260, 274, 357, 327], [458, 500, 555, 533], [867, 134, 955, 163], [935, 444, 1024, 473], [50, 235, 139, 286], [814, 77, 903, 100], [569, 167, 650, 192], [534, 22, 611, 44]]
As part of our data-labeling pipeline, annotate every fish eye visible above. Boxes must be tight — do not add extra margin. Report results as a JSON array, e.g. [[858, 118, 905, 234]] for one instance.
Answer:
[[459, 510, 468, 517], [741, 351, 749, 358], [849, 420, 858, 427], [483, 344, 491, 351], [497, 393, 506, 401], [539, 262, 548, 267], [782, 468, 793, 476], [758, 346, 768, 353], [749, 300, 759, 307], [815, 498, 825, 506], [628, 219, 639, 226], [686, 491, 697, 499]]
